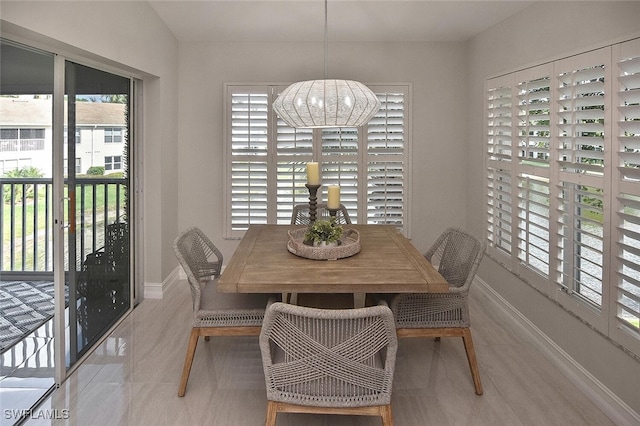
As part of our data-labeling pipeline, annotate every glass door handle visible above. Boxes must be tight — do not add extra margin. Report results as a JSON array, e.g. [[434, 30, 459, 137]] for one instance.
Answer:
[[57, 196, 71, 229]]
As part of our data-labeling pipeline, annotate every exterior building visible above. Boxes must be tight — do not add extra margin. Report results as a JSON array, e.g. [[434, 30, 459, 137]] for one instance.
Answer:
[[0, 96, 126, 176]]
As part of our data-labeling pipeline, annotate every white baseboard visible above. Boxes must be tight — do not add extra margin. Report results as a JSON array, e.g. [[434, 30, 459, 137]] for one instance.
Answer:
[[143, 264, 219, 299], [475, 278, 640, 425], [143, 282, 164, 299], [143, 266, 181, 299]]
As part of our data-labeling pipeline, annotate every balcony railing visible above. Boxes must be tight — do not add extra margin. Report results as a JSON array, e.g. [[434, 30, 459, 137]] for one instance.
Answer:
[[0, 177, 126, 276], [0, 138, 46, 152]]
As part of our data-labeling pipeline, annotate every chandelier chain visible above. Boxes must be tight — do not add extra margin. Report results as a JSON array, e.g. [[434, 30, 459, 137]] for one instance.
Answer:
[[324, 0, 328, 79]]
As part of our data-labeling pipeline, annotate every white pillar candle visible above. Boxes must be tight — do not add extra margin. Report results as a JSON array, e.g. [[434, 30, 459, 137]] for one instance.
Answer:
[[306, 162, 320, 185], [327, 185, 340, 209]]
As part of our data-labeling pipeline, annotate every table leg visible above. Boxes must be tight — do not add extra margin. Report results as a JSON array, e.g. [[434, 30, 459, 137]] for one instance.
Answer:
[[284, 292, 298, 305], [353, 292, 366, 308]]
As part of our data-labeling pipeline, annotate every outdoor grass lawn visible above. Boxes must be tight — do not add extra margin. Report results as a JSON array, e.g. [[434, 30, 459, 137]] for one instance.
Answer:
[[2, 180, 125, 270]]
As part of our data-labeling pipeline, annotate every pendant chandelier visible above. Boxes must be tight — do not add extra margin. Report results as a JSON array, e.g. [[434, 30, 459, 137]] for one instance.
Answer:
[[272, 0, 381, 128]]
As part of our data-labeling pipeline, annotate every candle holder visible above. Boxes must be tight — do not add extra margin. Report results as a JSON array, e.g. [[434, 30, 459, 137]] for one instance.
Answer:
[[327, 208, 339, 221], [305, 183, 321, 223]]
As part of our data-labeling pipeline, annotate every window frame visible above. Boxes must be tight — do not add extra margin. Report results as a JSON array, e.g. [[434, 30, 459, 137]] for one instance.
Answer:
[[104, 127, 123, 143], [223, 82, 412, 239], [485, 38, 640, 357], [104, 155, 121, 171]]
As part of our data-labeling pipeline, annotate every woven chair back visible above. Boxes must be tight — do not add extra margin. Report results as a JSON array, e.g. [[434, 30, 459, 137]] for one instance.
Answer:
[[291, 202, 352, 225], [260, 302, 397, 408], [427, 228, 484, 289], [173, 227, 223, 311]]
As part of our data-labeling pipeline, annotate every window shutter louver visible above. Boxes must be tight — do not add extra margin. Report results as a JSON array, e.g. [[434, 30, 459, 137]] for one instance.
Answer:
[[230, 162, 268, 225], [321, 127, 359, 221], [557, 183, 604, 307], [275, 117, 313, 223], [487, 82, 513, 162], [486, 166, 513, 255], [615, 39, 640, 338], [514, 67, 553, 279], [229, 90, 269, 231], [517, 174, 550, 277], [486, 76, 515, 256], [617, 54, 640, 180], [517, 74, 551, 166], [616, 193, 640, 334], [367, 162, 404, 225], [366, 92, 406, 227], [556, 53, 607, 175]]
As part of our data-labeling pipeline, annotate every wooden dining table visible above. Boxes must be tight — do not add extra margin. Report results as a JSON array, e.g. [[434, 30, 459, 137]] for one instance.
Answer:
[[218, 224, 448, 306]]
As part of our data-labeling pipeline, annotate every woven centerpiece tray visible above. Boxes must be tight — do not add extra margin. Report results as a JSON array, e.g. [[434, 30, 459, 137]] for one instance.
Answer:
[[287, 228, 361, 260]]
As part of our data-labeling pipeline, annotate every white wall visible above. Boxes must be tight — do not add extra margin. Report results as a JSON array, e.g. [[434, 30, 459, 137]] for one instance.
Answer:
[[5, 0, 639, 416], [467, 1, 640, 416], [1, 1, 471, 299], [0, 1, 180, 287], [177, 40, 469, 256]]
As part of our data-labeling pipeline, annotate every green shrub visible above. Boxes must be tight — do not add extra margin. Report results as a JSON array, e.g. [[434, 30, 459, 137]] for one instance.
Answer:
[[86, 166, 105, 176], [2, 166, 44, 202]]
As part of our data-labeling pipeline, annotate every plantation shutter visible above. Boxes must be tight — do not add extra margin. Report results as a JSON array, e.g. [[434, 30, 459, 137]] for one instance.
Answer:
[[517, 71, 551, 167], [321, 127, 359, 221], [615, 193, 640, 334], [225, 83, 410, 237], [487, 78, 514, 164], [556, 50, 607, 176], [557, 183, 604, 307], [486, 75, 515, 256], [366, 91, 406, 228], [518, 174, 550, 276], [515, 65, 552, 278], [617, 48, 640, 181], [228, 87, 269, 234], [275, 108, 314, 223], [555, 48, 610, 309], [486, 166, 513, 256], [485, 37, 640, 354], [614, 39, 640, 338]]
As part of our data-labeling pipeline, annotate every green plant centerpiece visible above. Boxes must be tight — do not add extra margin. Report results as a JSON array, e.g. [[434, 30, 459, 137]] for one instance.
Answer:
[[304, 218, 343, 246]]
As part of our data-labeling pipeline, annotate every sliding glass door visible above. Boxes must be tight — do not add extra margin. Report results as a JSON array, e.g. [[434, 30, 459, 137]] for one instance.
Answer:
[[0, 39, 56, 426], [0, 39, 135, 425], [64, 61, 132, 364]]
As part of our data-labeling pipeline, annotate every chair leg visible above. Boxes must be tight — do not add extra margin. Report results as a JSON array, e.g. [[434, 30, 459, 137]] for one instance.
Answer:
[[380, 404, 394, 426], [265, 401, 278, 426], [178, 328, 200, 397], [461, 328, 483, 395]]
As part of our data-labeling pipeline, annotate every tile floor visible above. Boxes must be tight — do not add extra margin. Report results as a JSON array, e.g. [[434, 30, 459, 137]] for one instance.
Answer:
[[1, 321, 56, 426], [15, 280, 621, 425]]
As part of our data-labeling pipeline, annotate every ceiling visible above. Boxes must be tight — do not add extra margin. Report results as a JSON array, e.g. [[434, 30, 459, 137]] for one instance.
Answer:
[[148, 0, 536, 43]]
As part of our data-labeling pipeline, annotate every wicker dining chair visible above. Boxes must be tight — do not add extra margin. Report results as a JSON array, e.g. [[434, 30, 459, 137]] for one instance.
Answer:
[[384, 227, 486, 395], [173, 226, 275, 397], [290, 202, 352, 225], [260, 301, 398, 426]]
